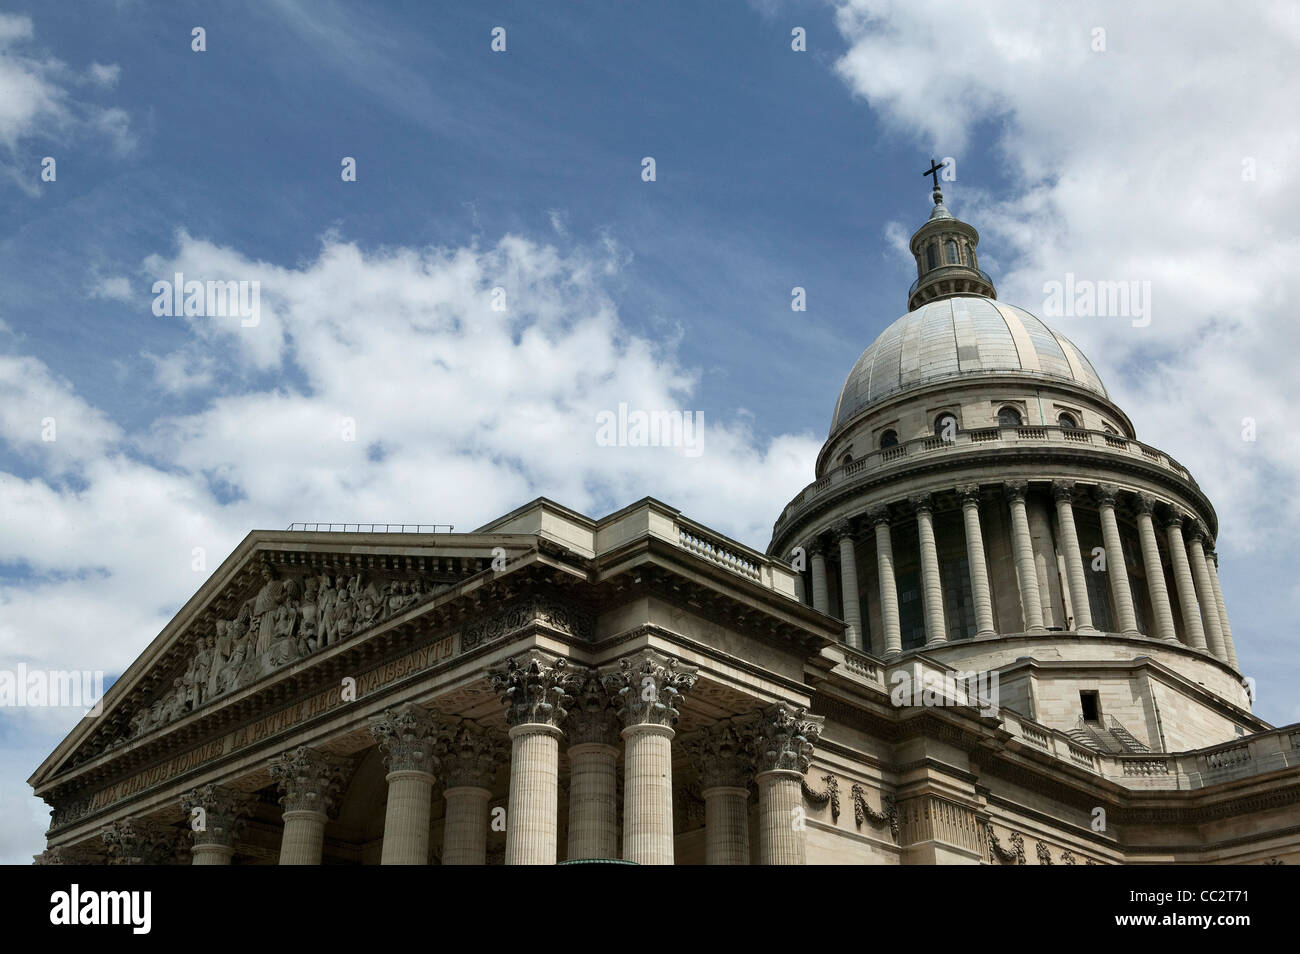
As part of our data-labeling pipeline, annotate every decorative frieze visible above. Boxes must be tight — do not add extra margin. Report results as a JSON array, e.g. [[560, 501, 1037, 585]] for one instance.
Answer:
[[461, 595, 594, 652]]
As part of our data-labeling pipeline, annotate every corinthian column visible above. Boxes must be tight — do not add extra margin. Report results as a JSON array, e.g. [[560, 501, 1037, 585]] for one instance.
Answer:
[[180, 784, 252, 865], [687, 721, 754, 865], [1051, 481, 1093, 632], [834, 520, 864, 650], [604, 649, 699, 865], [751, 703, 824, 865], [490, 653, 574, 865], [911, 494, 947, 645], [1136, 494, 1177, 642], [269, 746, 350, 865], [369, 703, 441, 866], [1206, 551, 1240, 670], [439, 720, 503, 865], [564, 672, 621, 861], [101, 818, 185, 865], [870, 506, 902, 655], [1164, 512, 1207, 650], [1187, 524, 1228, 662], [1005, 482, 1045, 633], [1096, 484, 1139, 636], [958, 485, 995, 637], [808, 539, 830, 614]]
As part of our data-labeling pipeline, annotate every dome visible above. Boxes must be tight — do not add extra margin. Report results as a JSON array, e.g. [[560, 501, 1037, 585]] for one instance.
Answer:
[[830, 296, 1108, 435]]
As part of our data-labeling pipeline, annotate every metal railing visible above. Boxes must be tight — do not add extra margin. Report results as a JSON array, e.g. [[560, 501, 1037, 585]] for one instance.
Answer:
[[285, 523, 454, 533], [908, 266, 995, 300]]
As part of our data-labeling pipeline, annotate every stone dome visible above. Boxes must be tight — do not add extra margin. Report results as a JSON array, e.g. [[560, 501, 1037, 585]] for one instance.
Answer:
[[830, 296, 1108, 435]]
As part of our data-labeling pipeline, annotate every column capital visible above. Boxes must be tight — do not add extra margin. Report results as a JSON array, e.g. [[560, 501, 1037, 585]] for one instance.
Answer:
[[908, 492, 933, 515], [269, 745, 351, 816], [603, 649, 699, 728], [1003, 480, 1029, 502], [564, 668, 621, 746], [1207, 549, 1220, 566], [686, 720, 754, 791], [180, 784, 253, 849], [1135, 491, 1160, 515], [867, 505, 893, 526], [1187, 520, 1209, 543], [1163, 508, 1186, 530], [1051, 479, 1077, 502], [34, 844, 100, 865], [957, 483, 982, 505], [806, 535, 828, 557], [100, 818, 185, 865], [751, 703, 824, 777], [489, 652, 574, 729], [438, 720, 505, 790], [831, 518, 856, 541], [1095, 482, 1120, 507], [369, 702, 442, 776]]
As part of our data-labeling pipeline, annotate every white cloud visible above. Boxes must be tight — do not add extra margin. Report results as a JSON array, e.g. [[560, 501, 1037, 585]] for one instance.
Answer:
[[86, 62, 120, 87], [88, 274, 131, 302]]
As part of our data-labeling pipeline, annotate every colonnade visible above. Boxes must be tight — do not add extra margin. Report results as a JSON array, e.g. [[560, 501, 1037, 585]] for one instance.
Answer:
[[801, 480, 1238, 667]]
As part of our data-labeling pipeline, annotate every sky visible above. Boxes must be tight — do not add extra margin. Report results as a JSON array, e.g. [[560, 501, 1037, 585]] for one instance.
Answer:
[[1, 0, 1298, 863]]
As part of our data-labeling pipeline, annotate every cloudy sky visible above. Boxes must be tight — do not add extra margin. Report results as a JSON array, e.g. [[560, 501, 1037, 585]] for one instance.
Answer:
[[2, 1, 1297, 862]]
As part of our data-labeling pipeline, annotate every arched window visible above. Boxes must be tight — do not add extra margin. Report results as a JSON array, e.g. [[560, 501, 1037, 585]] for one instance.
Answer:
[[1102, 423, 1118, 435], [945, 239, 959, 264], [926, 245, 937, 270], [879, 429, 899, 449], [934, 413, 957, 441], [840, 452, 853, 468], [1058, 412, 1080, 429], [997, 406, 1023, 427]]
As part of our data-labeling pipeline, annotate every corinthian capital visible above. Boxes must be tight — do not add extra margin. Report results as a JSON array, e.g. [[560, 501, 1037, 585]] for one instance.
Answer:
[[100, 818, 185, 865], [751, 702, 824, 776], [867, 505, 892, 527], [1003, 480, 1029, 503], [831, 519, 855, 542], [1095, 483, 1120, 507], [686, 720, 754, 790], [1135, 492, 1159, 515], [438, 720, 505, 790], [564, 669, 621, 746], [369, 702, 441, 775], [603, 649, 699, 728], [489, 652, 573, 729], [908, 492, 933, 514], [179, 784, 254, 848], [269, 746, 351, 815], [957, 484, 982, 506], [1051, 479, 1076, 503]]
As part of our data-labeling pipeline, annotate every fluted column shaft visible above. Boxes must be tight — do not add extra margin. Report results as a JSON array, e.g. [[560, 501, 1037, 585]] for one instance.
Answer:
[[959, 488, 996, 637], [442, 786, 491, 865], [181, 784, 250, 866], [622, 724, 675, 864], [836, 524, 864, 650], [1136, 501, 1177, 642], [1097, 487, 1139, 636], [380, 769, 435, 865], [872, 510, 902, 655], [1188, 532, 1228, 662], [1205, 553, 1239, 670], [756, 771, 804, 864], [566, 742, 619, 860], [504, 724, 562, 865], [1006, 484, 1045, 633], [269, 746, 347, 866], [752, 703, 823, 866], [280, 810, 328, 865], [913, 498, 947, 645], [1165, 517, 1207, 650], [1052, 483, 1093, 632], [809, 544, 830, 614], [192, 843, 234, 865], [703, 786, 750, 865]]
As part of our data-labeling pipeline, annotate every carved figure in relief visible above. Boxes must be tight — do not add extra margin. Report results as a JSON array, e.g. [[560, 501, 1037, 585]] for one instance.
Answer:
[[208, 620, 233, 697], [299, 576, 320, 649], [387, 580, 407, 617], [336, 587, 356, 638], [190, 636, 214, 709], [317, 574, 338, 647], [244, 563, 280, 655]]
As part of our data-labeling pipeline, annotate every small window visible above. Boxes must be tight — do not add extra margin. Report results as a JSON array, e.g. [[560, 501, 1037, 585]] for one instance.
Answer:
[[968, 248, 977, 269], [879, 429, 899, 449], [997, 406, 1023, 427], [840, 452, 853, 468], [1058, 412, 1080, 429], [1080, 691, 1100, 722], [926, 245, 937, 270], [934, 413, 957, 441], [1102, 423, 1118, 435], [945, 239, 959, 264]]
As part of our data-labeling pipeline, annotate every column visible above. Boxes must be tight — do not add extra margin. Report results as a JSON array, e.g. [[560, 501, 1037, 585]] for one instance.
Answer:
[[439, 720, 503, 865], [688, 721, 753, 865], [809, 539, 830, 614], [1004, 481, 1045, 633], [1187, 525, 1228, 663], [958, 485, 996, 637], [605, 649, 699, 865], [369, 703, 440, 865], [100, 818, 185, 865], [1205, 551, 1240, 670], [490, 653, 573, 865], [1096, 484, 1139, 636], [1136, 494, 1178, 642], [180, 784, 252, 865], [564, 673, 620, 861], [870, 506, 902, 655], [1051, 481, 1094, 633], [1164, 512, 1207, 650], [834, 520, 864, 650], [752, 703, 825, 865], [269, 746, 350, 865], [911, 494, 947, 645]]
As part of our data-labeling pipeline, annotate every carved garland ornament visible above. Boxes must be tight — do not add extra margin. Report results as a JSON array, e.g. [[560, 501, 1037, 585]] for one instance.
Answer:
[[850, 783, 899, 841]]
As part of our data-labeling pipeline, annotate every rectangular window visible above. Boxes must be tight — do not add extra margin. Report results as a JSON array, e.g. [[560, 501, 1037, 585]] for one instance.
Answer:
[[942, 554, 976, 639], [1080, 690, 1101, 722]]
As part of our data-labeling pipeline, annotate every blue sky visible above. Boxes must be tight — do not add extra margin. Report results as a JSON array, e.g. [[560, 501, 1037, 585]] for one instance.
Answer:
[[2, 1, 1298, 862]]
